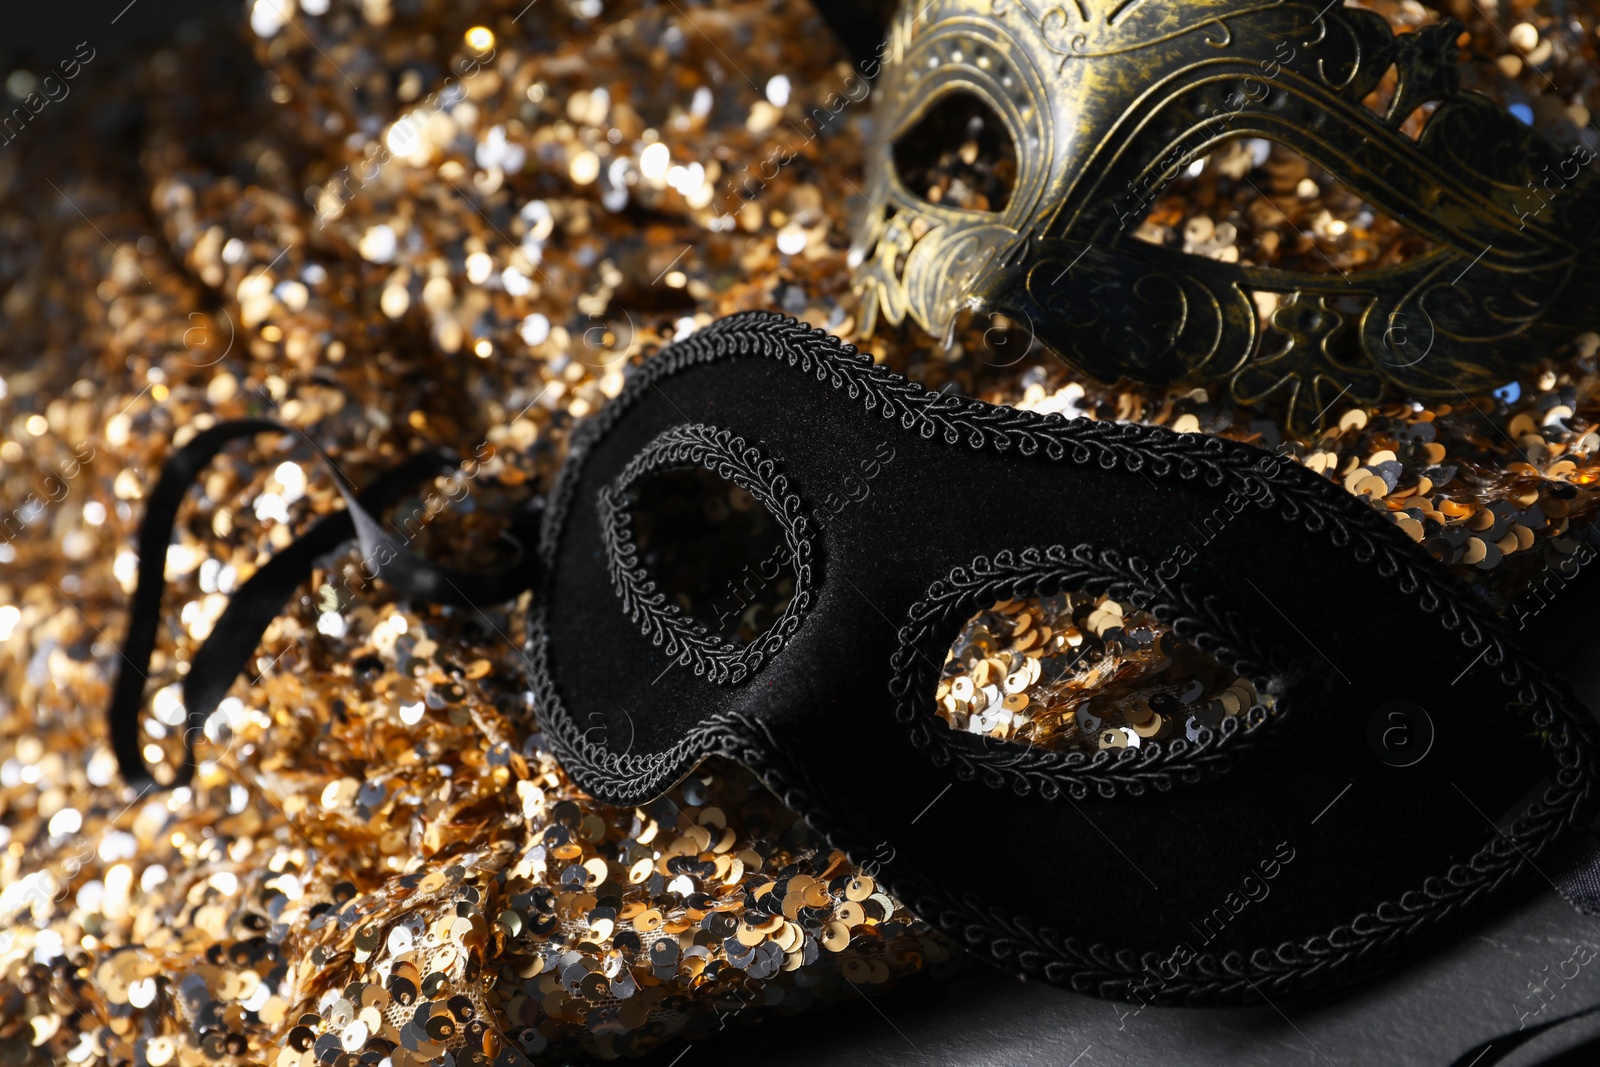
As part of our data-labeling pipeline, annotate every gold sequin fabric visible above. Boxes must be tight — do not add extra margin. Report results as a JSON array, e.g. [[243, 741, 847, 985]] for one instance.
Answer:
[[936, 595, 1261, 752], [0, 0, 1598, 1064]]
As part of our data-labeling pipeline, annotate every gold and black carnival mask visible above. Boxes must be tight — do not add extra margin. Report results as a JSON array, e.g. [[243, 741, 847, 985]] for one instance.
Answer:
[[851, 0, 1600, 430]]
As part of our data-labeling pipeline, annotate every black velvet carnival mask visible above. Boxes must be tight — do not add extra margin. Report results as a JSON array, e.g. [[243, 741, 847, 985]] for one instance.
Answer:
[[110, 312, 1600, 1005]]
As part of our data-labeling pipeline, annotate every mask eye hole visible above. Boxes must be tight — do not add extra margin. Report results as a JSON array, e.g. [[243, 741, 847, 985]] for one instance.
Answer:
[[1130, 138, 1435, 275], [891, 90, 1017, 212], [934, 591, 1263, 751], [629, 467, 795, 645]]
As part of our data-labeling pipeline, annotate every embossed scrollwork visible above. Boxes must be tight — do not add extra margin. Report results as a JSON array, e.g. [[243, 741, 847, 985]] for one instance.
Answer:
[[853, 0, 1600, 431]]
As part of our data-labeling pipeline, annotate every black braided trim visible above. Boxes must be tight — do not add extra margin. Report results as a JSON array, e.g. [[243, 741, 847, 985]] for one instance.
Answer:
[[890, 544, 1315, 802], [597, 423, 816, 686], [721, 699, 1594, 1006], [527, 313, 1600, 1003]]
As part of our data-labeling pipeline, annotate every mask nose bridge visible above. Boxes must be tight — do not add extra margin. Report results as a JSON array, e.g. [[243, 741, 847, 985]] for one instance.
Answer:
[[831, 429, 1284, 654]]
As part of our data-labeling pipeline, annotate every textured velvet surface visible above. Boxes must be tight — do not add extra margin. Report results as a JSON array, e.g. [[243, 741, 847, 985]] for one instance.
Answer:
[[531, 312, 1600, 1001]]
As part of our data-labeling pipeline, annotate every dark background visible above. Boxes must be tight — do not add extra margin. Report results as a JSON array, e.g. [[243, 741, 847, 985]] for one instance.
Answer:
[[1, 0, 213, 70]]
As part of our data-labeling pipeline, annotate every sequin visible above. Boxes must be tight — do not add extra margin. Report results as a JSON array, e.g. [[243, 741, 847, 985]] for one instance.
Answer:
[[4, 1, 1598, 1063]]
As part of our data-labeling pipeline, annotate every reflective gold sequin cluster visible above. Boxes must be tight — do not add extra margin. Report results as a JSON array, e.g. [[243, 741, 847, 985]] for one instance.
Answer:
[[937, 594, 1259, 752], [1, 0, 1598, 1063]]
